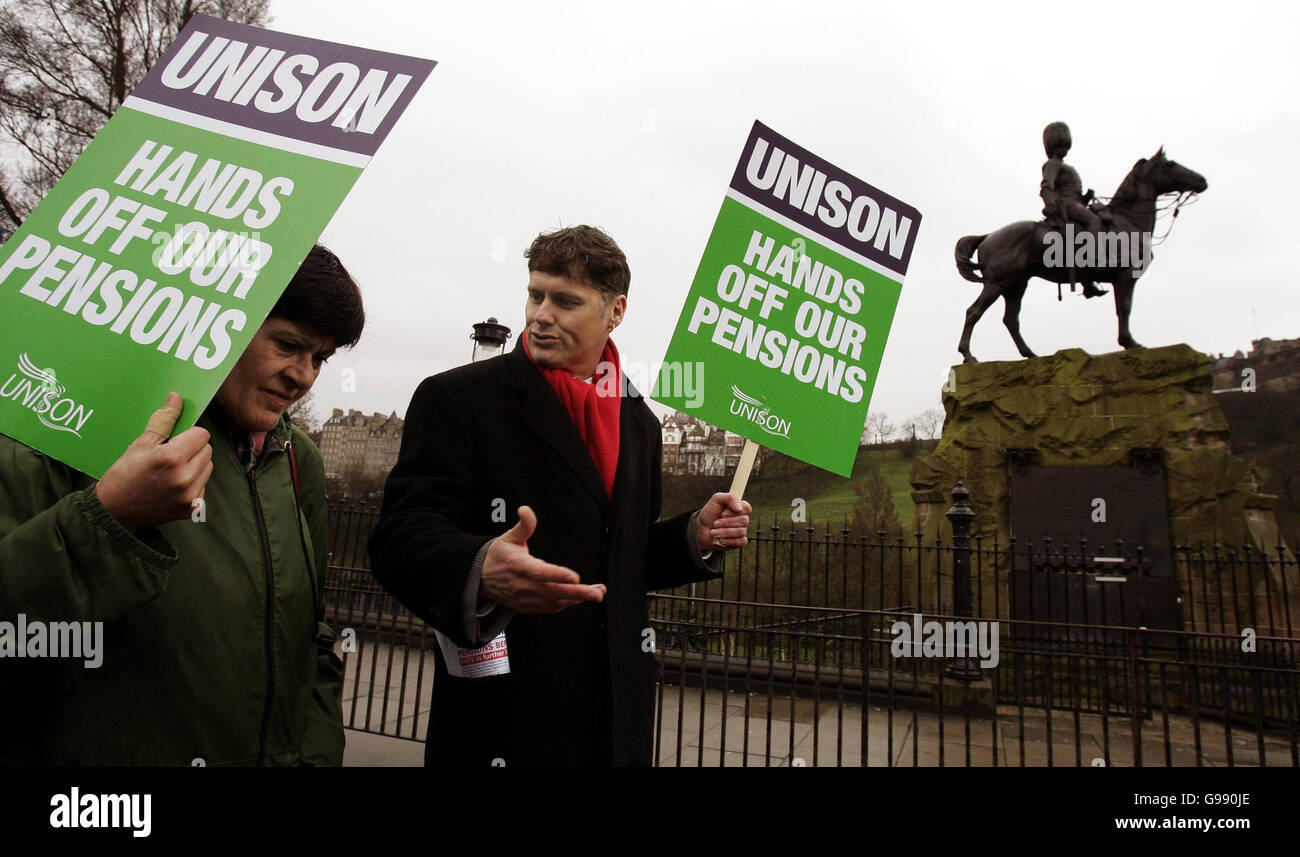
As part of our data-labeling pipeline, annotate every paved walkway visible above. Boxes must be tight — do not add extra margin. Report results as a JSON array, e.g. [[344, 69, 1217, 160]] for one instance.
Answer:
[[339, 641, 430, 766], [344, 729, 425, 766], [340, 685, 1295, 767], [652, 685, 1295, 767]]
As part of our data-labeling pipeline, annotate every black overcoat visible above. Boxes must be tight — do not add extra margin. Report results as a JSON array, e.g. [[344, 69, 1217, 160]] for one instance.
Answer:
[[369, 340, 721, 766]]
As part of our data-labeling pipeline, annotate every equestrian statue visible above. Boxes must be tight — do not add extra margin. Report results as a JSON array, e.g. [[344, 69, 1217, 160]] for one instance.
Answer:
[[954, 122, 1207, 363]]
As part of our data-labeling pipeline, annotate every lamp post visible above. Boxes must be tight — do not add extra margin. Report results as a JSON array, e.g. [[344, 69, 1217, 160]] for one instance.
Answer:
[[944, 480, 982, 681], [470, 317, 511, 363]]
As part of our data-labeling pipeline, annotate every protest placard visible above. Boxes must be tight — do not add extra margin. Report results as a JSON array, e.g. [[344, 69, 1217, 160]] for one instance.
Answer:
[[0, 14, 435, 478], [655, 121, 922, 479]]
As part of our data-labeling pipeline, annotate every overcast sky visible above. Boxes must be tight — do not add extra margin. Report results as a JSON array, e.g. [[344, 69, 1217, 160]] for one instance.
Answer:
[[267, 0, 1300, 429]]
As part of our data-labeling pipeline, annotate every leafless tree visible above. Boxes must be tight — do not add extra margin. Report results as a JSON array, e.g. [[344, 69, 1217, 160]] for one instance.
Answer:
[[285, 389, 319, 434], [865, 411, 897, 445], [915, 408, 946, 439], [852, 464, 902, 538], [0, 0, 270, 231]]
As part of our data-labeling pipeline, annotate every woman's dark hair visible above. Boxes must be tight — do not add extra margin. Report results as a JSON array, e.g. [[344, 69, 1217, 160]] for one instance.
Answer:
[[269, 244, 365, 348]]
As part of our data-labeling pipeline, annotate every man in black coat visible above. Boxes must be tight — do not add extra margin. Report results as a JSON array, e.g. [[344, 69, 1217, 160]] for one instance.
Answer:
[[369, 225, 751, 766]]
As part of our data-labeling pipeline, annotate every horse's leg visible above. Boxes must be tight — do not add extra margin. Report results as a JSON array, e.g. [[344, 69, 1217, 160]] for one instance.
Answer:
[[958, 281, 1001, 363], [1001, 281, 1036, 358], [1113, 273, 1142, 349]]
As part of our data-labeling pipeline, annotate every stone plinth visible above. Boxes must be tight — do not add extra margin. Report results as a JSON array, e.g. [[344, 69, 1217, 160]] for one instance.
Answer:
[[910, 344, 1275, 549], [908, 345, 1300, 630]]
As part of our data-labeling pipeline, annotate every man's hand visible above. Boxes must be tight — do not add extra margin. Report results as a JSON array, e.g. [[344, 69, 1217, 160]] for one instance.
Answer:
[[480, 505, 606, 613], [696, 492, 752, 553], [95, 392, 214, 533]]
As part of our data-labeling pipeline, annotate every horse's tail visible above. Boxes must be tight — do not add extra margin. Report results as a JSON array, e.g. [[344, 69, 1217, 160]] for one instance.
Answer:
[[955, 234, 986, 282]]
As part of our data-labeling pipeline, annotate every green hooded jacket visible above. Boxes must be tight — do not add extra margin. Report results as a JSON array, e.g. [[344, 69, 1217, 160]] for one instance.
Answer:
[[0, 408, 344, 765]]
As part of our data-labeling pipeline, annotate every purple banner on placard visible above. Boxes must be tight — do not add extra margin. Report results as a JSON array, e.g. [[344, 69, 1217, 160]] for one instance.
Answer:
[[130, 14, 436, 158], [729, 121, 920, 277]]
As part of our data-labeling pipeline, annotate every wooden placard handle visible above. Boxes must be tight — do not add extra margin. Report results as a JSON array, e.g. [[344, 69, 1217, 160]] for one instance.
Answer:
[[728, 438, 760, 500]]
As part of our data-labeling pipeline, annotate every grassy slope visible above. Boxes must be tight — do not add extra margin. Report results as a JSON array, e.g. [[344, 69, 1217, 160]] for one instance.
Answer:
[[745, 446, 918, 533]]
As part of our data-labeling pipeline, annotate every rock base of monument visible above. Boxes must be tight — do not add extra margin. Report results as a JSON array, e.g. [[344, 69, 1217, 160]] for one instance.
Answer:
[[910, 344, 1277, 550], [908, 345, 1299, 633]]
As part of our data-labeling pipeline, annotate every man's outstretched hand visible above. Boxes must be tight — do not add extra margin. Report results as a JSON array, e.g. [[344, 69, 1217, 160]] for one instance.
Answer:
[[695, 492, 752, 553], [480, 506, 606, 613]]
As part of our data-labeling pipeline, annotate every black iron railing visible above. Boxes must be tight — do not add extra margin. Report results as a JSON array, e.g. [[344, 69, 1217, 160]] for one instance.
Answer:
[[323, 498, 1300, 765], [328, 502, 1299, 636], [648, 596, 1299, 766]]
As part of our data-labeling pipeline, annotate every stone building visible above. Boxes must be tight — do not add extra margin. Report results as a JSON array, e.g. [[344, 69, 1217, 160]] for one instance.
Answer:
[[659, 411, 762, 477], [703, 428, 727, 475], [724, 432, 745, 471], [680, 424, 708, 475], [321, 408, 404, 481], [661, 418, 683, 475], [1212, 337, 1300, 393]]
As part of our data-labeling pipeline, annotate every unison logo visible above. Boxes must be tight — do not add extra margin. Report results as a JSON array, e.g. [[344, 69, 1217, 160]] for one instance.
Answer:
[[729, 385, 791, 438], [0, 354, 94, 437]]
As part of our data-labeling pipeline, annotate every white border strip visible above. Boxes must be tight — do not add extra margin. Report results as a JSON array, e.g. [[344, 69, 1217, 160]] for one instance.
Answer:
[[726, 187, 904, 283], [122, 97, 370, 168]]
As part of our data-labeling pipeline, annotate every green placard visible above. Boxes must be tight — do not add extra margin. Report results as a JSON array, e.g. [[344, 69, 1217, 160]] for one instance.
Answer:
[[655, 121, 922, 477], [0, 14, 435, 478]]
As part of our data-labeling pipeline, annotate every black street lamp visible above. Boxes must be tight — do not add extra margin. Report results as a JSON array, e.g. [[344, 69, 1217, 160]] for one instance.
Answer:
[[470, 317, 511, 363], [944, 480, 982, 681]]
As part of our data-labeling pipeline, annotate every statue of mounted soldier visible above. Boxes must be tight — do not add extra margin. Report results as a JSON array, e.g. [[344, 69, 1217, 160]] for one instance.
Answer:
[[955, 121, 1207, 363], [1040, 121, 1108, 299]]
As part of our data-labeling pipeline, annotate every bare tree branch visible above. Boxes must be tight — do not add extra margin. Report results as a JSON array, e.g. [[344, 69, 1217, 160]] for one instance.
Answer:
[[0, 175, 25, 228], [0, 0, 269, 222], [919, 408, 944, 440]]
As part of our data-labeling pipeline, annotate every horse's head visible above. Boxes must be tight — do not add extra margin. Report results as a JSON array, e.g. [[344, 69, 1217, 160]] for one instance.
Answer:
[[1135, 147, 1208, 195]]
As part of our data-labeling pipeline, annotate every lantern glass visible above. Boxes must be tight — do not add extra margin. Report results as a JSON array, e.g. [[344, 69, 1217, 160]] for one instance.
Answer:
[[472, 340, 504, 362]]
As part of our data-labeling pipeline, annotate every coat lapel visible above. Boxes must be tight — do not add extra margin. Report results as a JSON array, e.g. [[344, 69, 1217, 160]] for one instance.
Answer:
[[609, 376, 651, 515], [508, 340, 609, 512]]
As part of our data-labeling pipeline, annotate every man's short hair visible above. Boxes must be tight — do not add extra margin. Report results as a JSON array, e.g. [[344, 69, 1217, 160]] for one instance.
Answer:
[[270, 244, 365, 348], [524, 225, 630, 298]]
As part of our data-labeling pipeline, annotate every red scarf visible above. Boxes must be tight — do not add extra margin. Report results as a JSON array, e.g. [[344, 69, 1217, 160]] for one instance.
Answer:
[[522, 333, 622, 498]]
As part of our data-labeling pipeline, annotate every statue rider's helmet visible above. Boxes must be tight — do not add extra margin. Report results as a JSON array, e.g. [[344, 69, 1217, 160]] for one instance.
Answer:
[[1043, 122, 1072, 158]]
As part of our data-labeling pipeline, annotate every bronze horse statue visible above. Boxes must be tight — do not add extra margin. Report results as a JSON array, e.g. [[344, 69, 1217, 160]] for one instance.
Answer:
[[954, 148, 1207, 363]]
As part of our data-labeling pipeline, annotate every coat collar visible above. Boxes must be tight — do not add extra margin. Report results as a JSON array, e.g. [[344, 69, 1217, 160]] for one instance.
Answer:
[[200, 402, 292, 469], [505, 338, 653, 513]]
